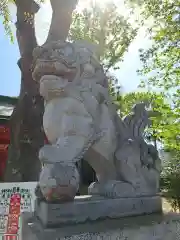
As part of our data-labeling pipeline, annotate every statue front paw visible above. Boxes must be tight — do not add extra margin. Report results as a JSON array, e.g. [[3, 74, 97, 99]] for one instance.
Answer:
[[38, 162, 80, 203]]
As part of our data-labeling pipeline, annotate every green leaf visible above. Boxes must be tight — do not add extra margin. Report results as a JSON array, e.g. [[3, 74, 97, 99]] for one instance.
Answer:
[[69, 2, 138, 70], [0, 0, 14, 41]]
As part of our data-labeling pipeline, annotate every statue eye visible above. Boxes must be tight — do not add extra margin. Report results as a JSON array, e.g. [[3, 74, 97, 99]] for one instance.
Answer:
[[64, 47, 73, 56], [59, 49, 65, 55], [55, 49, 65, 56]]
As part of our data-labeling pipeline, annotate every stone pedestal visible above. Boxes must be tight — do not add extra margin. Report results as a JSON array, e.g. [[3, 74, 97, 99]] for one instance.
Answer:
[[21, 195, 163, 239], [21, 212, 180, 240]]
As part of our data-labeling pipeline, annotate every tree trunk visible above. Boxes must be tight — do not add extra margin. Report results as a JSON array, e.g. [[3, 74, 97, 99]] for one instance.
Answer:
[[4, 0, 44, 182], [46, 0, 78, 43], [4, 0, 78, 182]]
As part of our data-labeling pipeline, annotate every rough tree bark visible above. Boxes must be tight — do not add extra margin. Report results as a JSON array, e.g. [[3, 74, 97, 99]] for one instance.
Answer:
[[4, 0, 44, 182], [4, 0, 78, 182]]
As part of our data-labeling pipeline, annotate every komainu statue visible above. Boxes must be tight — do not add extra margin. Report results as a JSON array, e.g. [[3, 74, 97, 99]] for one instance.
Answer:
[[32, 41, 161, 202]]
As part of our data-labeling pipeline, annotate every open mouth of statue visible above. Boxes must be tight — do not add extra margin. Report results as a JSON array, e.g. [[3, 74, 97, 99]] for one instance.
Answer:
[[32, 60, 77, 82], [40, 75, 69, 88]]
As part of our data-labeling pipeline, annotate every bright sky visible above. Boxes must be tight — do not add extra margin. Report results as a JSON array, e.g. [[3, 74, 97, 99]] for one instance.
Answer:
[[0, 0, 152, 97]]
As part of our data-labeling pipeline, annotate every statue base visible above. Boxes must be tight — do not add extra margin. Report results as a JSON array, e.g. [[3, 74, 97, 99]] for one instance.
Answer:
[[34, 195, 162, 227], [21, 195, 163, 239]]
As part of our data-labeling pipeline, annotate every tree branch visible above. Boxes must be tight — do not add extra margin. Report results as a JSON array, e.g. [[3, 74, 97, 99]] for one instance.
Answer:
[[15, 0, 39, 57], [46, 0, 78, 43]]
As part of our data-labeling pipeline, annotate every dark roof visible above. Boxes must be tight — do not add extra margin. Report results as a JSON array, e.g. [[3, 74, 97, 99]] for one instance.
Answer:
[[0, 116, 10, 124], [0, 95, 17, 105], [0, 95, 17, 119]]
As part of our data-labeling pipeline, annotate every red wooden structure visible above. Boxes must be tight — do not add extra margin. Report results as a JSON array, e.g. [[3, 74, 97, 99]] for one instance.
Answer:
[[0, 96, 16, 179], [0, 124, 10, 178], [0, 95, 49, 180]]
